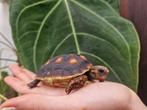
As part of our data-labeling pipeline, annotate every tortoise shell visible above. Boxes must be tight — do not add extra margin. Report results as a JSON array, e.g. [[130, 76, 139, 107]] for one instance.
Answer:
[[37, 54, 93, 79], [28, 54, 109, 93]]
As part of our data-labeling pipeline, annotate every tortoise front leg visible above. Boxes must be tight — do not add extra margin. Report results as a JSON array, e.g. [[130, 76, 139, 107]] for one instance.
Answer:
[[27, 79, 40, 88], [65, 75, 88, 94]]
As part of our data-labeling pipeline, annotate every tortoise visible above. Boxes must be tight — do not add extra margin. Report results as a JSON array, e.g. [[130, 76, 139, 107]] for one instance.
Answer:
[[28, 54, 109, 94]]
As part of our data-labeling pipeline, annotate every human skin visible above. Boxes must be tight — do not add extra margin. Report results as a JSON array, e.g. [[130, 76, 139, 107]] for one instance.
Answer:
[[0, 64, 146, 110]]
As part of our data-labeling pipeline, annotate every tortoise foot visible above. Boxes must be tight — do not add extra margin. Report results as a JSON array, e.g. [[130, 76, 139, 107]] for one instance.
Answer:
[[27, 79, 40, 88], [65, 75, 88, 94]]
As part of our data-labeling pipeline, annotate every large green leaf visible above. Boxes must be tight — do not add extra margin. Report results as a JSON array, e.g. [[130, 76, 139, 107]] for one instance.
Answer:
[[9, 0, 140, 91], [104, 0, 120, 12]]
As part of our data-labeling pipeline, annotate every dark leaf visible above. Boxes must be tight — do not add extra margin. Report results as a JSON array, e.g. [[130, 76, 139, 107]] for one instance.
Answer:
[[9, 0, 140, 91]]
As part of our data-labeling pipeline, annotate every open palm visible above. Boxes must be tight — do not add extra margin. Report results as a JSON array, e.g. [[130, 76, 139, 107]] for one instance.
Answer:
[[0, 64, 142, 110]]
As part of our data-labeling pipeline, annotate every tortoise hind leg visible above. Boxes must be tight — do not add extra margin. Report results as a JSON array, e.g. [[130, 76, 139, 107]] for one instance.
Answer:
[[65, 75, 88, 94], [27, 79, 40, 88]]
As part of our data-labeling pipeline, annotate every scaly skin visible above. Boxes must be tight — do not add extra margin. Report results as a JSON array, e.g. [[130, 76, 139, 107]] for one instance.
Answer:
[[65, 75, 88, 94]]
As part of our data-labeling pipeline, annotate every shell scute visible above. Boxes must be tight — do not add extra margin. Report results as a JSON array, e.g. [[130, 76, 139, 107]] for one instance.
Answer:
[[38, 54, 93, 78], [69, 58, 78, 64], [55, 57, 63, 64]]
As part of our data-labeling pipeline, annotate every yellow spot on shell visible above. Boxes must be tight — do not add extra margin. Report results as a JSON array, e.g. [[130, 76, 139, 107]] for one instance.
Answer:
[[69, 58, 78, 64], [55, 57, 63, 64], [80, 55, 87, 60]]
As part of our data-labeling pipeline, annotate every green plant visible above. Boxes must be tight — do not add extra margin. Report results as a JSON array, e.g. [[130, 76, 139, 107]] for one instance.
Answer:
[[9, 0, 140, 92], [104, 0, 120, 12], [0, 71, 17, 103], [0, 71, 9, 102], [0, 32, 18, 103]]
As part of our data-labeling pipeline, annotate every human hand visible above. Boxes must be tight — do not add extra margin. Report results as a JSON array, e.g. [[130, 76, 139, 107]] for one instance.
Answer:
[[0, 64, 146, 110]]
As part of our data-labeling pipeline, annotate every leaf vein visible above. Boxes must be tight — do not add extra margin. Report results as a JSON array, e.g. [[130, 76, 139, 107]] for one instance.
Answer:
[[16, 0, 50, 37], [77, 32, 126, 60], [50, 33, 73, 58], [71, 0, 131, 61], [33, 0, 62, 71], [64, 0, 81, 54]]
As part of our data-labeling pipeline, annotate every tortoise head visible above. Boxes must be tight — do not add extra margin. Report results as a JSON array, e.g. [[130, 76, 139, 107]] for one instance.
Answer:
[[91, 65, 109, 82]]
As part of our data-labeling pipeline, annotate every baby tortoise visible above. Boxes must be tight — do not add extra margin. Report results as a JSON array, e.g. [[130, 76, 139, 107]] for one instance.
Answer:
[[28, 54, 109, 94]]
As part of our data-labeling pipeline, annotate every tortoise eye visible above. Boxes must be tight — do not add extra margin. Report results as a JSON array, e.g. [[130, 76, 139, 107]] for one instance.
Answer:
[[98, 69, 104, 73], [98, 68, 106, 77]]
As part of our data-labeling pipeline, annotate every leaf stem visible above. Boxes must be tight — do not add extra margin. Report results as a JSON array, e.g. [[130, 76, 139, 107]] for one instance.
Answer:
[[0, 41, 14, 50], [0, 66, 9, 70], [0, 32, 14, 48], [64, 0, 81, 54], [0, 93, 8, 101], [0, 41, 17, 56], [33, 0, 62, 71], [0, 58, 17, 62]]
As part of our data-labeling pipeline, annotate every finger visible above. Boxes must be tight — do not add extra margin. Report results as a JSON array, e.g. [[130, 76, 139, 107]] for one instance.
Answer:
[[22, 67, 36, 80], [9, 64, 33, 83], [0, 95, 29, 109], [4, 76, 29, 94], [0, 94, 55, 110], [0, 98, 17, 109], [4, 75, 64, 96], [0, 94, 77, 110]]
